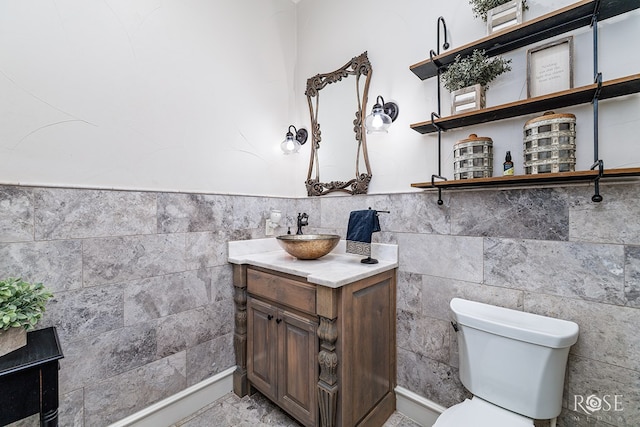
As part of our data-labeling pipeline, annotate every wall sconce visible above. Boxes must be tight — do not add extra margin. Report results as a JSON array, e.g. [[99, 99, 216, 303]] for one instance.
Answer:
[[281, 125, 308, 154], [265, 209, 282, 236], [365, 96, 399, 134]]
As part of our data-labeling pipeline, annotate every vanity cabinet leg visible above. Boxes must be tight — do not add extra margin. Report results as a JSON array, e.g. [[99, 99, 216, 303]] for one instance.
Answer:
[[233, 265, 249, 397], [317, 316, 338, 427]]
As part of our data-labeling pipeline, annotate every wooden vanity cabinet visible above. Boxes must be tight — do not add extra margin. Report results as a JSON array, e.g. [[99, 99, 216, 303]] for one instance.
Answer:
[[233, 264, 397, 427]]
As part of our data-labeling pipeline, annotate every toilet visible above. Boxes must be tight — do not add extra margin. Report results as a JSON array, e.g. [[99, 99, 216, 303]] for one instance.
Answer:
[[433, 298, 579, 426]]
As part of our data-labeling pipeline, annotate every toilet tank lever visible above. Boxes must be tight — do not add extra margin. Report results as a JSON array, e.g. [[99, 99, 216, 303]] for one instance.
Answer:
[[451, 321, 459, 332]]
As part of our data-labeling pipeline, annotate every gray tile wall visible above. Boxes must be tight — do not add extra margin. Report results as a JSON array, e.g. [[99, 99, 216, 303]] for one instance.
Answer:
[[0, 185, 305, 426], [1, 182, 638, 426], [315, 184, 639, 427]]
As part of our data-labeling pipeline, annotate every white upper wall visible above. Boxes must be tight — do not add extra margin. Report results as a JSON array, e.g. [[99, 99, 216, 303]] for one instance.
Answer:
[[295, 0, 640, 194], [0, 0, 303, 196], [1, 0, 638, 197]]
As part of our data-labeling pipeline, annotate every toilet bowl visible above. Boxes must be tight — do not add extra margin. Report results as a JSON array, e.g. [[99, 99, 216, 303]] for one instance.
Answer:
[[433, 298, 579, 426]]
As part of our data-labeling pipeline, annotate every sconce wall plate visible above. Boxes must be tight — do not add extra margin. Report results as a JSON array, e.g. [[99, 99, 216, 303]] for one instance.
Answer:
[[383, 101, 399, 122], [295, 128, 308, 145]]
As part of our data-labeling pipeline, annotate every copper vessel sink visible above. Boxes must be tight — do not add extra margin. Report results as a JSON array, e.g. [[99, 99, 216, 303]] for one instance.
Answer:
[[276, 234, 340, 260]]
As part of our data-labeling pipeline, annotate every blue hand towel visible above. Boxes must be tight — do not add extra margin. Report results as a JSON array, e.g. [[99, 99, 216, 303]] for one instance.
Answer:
[[346, 210, 381, 244]]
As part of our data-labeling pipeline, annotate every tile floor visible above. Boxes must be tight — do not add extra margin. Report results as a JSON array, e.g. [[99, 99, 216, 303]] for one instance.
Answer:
[[172, 391, 421, 427], [7, 390, 420, 427]]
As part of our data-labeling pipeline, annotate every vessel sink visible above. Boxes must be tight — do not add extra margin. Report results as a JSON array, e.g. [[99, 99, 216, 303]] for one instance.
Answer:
[[276, 234, 340, 260]]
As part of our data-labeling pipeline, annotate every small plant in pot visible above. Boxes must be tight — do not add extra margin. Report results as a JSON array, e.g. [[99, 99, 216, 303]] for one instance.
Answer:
[[470, 0, 528, 33], [0, 278, 53, 356], [441, 49, 512, 115]]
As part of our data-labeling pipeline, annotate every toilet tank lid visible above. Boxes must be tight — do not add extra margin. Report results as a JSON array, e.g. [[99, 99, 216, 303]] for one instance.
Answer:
[[450, 298, 579, 348]]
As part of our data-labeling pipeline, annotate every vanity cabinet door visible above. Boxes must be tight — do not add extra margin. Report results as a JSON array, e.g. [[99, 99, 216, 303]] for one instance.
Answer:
[[247, 296, 318, 427], [278, 309, 318, 426], [247, 297, 278, 401]]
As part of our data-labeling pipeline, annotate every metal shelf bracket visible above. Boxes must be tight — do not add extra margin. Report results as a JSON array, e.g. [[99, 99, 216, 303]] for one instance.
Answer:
[[590, 160, 604, 202]]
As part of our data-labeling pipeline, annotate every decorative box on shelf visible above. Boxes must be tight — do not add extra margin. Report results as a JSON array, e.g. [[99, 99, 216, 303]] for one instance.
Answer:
[[488, 0, 524, 34], [451, 84, 486, 115]]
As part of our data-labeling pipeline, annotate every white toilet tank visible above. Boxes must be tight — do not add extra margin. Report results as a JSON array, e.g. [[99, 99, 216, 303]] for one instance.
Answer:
[[450, 298, 579, 420]]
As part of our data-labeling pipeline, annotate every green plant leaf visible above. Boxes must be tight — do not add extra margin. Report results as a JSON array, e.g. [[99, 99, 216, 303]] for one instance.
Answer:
[[0, 277, 53, 330], [441, 49, 512, 92]]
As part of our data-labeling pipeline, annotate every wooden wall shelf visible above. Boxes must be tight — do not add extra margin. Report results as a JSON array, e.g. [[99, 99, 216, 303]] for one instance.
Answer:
[[409, 0, 639, 80], [409, 0, 639, 202], [410, 167, 640, 189], [410, 74, 640, 134]]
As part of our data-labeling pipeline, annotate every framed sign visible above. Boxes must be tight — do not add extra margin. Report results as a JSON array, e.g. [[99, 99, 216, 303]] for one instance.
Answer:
[[527, 37, 573, 98]]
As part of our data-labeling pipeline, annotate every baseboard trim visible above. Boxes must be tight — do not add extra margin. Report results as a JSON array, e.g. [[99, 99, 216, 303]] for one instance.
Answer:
[[109, 367, 234, 427], [108, 372, 441, 427], [395, 386, 446, 427]]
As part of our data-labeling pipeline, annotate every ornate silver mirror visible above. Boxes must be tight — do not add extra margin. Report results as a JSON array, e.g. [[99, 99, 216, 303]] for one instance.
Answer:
[[305, 52, 372, 196]]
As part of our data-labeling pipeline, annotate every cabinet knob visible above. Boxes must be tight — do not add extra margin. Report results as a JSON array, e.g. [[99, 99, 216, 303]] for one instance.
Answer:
[[276, 318, 282, 324], [267, 314, 273, 320]]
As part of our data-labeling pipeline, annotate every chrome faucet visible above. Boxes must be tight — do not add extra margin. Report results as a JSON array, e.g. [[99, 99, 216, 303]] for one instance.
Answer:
[[296, 213, 308, 235]]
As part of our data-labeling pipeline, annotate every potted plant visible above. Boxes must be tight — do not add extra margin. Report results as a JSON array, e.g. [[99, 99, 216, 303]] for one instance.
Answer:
[[470, 0, 528, 33], [441, 49, 512, 114], [0, 278, 53, 357]]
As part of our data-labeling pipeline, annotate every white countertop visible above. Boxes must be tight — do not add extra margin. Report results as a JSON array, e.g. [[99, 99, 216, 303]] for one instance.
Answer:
[[228, 238, 398, 288]]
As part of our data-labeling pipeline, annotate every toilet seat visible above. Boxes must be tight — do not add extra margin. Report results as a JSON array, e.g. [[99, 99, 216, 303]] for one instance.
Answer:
[[433, 397, 534, 427]]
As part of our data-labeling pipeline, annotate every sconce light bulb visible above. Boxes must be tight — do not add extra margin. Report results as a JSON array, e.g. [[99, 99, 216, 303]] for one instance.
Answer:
[[281, 134, 300, 154], [371, 114, 384, 129], [365, 105, 392, 134]]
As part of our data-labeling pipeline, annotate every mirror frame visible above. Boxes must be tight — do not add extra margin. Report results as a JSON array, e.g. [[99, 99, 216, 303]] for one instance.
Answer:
[[304, 51, 372, 196]]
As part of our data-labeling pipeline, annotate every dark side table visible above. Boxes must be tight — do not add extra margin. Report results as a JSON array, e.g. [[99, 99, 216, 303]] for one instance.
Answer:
[[0, 327, 64, 427]]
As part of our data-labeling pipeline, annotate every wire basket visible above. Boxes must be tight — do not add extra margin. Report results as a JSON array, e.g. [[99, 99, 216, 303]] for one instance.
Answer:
[[523, 111, 576, 174], [454, 134, 493, 179]]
